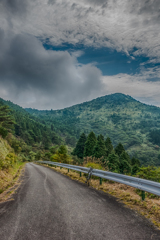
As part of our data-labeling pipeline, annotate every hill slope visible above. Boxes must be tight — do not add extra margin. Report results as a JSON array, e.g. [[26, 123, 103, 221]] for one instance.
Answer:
[[0, 98, 62, 148], [26, 93, 160, 165]]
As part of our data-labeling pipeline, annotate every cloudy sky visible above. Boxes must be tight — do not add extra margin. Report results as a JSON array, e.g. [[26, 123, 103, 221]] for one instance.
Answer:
[[0, 0, 160, 109]]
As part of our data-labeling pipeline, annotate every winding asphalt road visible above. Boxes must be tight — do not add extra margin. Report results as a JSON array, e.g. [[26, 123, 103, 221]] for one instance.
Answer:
[[0, 163, 160, 240]]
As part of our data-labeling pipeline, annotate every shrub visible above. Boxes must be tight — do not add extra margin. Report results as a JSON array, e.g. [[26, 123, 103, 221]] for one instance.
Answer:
[[84, 162, 103, 170], [0, 153, 17, 169]]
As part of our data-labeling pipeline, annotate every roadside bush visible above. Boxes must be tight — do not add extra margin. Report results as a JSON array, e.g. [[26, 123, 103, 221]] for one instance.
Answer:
[[136, 166, 160, 182], [84, 162, 103, 170], [0, 153, 17, 169], [50, 145, 72, 164]]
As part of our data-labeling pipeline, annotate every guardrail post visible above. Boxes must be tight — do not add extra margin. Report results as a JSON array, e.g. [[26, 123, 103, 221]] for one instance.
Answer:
[[68, 168, 69, 173], [80, 172, 81, 177], [141, 191, 145, 201], [100, 178, 102, 185]]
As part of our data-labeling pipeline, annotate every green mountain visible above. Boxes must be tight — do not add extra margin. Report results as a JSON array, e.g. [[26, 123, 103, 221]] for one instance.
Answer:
[[26, 93, 160, 166]]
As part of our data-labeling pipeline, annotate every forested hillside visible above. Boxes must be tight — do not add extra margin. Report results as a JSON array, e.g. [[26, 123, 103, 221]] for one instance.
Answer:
[[26, 93, 160, 166], [0, 98, 62, 149]]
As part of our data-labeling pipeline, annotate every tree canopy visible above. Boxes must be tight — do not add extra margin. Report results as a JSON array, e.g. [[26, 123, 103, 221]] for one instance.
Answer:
[[72, 133, 87, 159], [84, 131, 97, 157]]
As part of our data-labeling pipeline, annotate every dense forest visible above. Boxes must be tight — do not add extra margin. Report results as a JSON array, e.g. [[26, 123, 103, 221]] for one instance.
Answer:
[[26, 93, 160, 166], [0, 97, 63, 169], [72, 131, 140, 175], [1, 93, 160, 167], [0, 98, 62, 148]]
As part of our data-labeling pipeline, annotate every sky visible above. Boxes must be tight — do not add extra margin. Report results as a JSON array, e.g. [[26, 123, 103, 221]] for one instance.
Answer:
[[0, 0, 160, 110]]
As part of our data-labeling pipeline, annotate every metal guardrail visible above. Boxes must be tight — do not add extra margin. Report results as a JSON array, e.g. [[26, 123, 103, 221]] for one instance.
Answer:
[[36, 161, 160, 199]]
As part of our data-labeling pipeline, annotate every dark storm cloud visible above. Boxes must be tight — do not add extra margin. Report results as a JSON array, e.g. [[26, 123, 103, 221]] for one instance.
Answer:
[[85, 0, 108, 6], [0, 31, 103, 109], [128, 0, 160, 24], [0, 0, 29, 16], [48, 0, 56, 5]]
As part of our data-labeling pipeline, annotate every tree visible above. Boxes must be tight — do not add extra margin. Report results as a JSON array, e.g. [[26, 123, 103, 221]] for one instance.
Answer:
[[0, 127, 8, 138], [131, 157, 140, 167], [105, 137, 113, 156], [58, 145, 67, 154], [93, 134, 106, 158], [72, 133, 87, 159], [50, 145, 58, 154], [84, 131, 97, 157], [131, 165, 140, 175], [107, 153, 120, 172], [115, 143, 125, 156], [119, 152, 131, 174], [0, 105, 15, 130], [35, 151, 42, 160], [51, 145, 70, 164]]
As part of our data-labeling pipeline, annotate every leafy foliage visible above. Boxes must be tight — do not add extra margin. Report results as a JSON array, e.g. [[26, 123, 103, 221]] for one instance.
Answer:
[[84, 131, 97, 157], [0, 105, 15, 130], [107, 153, 120, 172], [0, 98, 62, 149], [93, 134, 106, 158], [136, 166, 160, 183], [51, 145, 71, 164], [105, 137, 113, 156], [115, 143, 125, 157], [72, 133, 87, 159]]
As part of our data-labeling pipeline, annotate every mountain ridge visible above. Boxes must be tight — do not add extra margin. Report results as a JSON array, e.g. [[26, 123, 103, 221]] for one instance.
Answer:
[[25, 93, 142, 112]]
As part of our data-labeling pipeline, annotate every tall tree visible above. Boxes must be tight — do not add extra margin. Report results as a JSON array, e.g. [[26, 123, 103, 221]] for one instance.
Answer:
[[72, 133, 87, 159], [107, 153, 120, 172], [131, 157, 140, 167], [0, 105, 15, 138], [84, 131, 97, 157], [93, 134, 106, 158], [105, 137, 113, 156], [115, 143, 125, 156], [0, 105, 15, 129], [119, 151, 131, 174]]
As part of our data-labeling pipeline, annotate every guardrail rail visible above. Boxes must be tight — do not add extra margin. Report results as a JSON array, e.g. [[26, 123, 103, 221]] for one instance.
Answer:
[[36, 160, 160, 200]]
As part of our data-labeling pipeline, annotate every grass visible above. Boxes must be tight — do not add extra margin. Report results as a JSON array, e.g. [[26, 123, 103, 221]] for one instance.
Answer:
[[0, 161, 25, 202], [39, 163, 160, 230], [0, 136, 11, 160]]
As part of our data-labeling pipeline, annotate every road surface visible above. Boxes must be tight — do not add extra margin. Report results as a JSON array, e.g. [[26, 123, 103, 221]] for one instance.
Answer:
[[0, 163, 160, 240]]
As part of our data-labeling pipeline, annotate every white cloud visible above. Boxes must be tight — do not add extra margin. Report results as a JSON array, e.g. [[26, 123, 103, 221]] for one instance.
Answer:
[[102, 68, 160, 107], [0, 0, 160, 61]]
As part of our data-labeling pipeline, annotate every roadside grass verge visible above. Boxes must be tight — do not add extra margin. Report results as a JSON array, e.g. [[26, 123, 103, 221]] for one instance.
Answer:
[[39, 163, 160, 229], [0, 162, 25, 202]]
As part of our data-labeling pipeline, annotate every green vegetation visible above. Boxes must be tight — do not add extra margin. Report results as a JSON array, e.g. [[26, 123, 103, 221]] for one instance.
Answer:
[[0, 98, 62, 149], [136, 166, 160, 183], [0, 161, 25, 196], [25, 93, 160, 166], [93, 134, 106, 158], [1, 93, 160, 167], [0, 99, 64, 170], [50, 145, 71, 164], [72, 133, 86, 159], [72, 131, 141, 176], [84, 131, 97, 157]]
